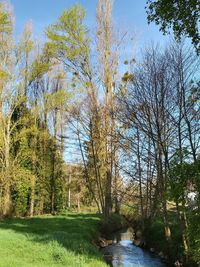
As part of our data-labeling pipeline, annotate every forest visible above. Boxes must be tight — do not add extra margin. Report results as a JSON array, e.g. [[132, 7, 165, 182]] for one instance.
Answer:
[[0, 0, 199, 266]]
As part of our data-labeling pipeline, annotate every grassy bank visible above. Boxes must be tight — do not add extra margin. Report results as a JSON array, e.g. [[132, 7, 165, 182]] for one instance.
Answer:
[[0, 213, 108, 267]]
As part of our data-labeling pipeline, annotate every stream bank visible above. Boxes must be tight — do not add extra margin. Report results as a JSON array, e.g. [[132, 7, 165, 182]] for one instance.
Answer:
[[128, 216, 199, 267], [101, 227, 168, 267], [98, 214, 169, 267]]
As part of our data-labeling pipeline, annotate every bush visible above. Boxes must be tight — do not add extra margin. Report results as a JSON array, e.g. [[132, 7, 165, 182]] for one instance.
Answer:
[[188, 212, 200, 264], [99, 213, 127, 236]]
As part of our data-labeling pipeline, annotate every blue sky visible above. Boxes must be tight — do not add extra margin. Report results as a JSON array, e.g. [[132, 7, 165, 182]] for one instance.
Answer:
[[10, 0, 169, 50]]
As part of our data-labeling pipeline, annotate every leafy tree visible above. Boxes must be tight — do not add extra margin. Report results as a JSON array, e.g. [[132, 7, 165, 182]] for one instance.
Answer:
[[146, 0, 200, 53]]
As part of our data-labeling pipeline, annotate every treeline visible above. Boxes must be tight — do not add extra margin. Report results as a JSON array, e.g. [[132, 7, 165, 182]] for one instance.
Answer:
[[0, 2, 73, 217], [0, 0, 130, 218]]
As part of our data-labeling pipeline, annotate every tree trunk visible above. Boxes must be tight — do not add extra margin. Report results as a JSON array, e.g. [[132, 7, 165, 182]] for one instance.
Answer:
[[2, 181, 12, 217], [175, 200, 189, 262], [29, 177, 36, 217]]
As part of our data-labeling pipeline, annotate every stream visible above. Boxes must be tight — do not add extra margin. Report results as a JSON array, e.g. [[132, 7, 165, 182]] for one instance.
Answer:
[[102, 228, 168, 267]]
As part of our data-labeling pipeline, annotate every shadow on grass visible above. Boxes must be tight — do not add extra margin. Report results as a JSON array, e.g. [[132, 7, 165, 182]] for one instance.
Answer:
[[0, 213, 103, 262]]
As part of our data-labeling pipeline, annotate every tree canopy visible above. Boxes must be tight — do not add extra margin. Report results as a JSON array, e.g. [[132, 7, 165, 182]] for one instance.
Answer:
[[146, 0, 200, 53]]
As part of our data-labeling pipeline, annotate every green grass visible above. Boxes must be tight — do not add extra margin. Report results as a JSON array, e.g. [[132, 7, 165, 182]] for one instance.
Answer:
[[0, 213, 108, 267]]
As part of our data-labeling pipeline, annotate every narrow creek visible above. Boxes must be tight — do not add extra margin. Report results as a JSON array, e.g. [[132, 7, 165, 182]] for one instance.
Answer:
[[102, 228, 168, 267]]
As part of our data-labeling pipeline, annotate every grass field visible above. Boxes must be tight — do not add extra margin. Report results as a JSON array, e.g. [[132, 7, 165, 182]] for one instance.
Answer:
[[0, 213, 108, 267]]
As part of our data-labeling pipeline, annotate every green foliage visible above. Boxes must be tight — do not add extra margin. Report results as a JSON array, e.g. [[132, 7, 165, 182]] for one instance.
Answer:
[[188, 213, 200, 264], [47, 89, 70, 110], [100, 213, 127, 235], [144, 213, 183, 260], [146, 0, 200, 53], [169, 161, 192, 202], [6, 103, 67, 216], [166, 156, 200, 264], [169, 155, 200, 203], [0, 3, 12, 34], [29, 59, 50, 82], [12, 168, 34, 216], [46, 4, 90, 69], [121, 72, 134, 83]]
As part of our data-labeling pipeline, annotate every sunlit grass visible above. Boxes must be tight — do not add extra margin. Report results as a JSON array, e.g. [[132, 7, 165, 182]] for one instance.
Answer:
[[0, 213, 108, 267]]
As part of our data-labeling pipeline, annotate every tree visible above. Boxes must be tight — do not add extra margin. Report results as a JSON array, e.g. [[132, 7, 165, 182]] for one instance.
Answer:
[[0, 3, 71, 217], [146, 0, 200, 53], [0, 2, 15, 216]]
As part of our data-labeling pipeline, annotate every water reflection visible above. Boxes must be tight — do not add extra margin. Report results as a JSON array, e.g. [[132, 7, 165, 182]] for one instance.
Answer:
[[102, 228, 167, 267]]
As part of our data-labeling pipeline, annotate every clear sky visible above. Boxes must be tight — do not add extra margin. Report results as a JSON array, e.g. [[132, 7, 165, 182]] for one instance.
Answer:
[[10, 0, 169, 51]]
